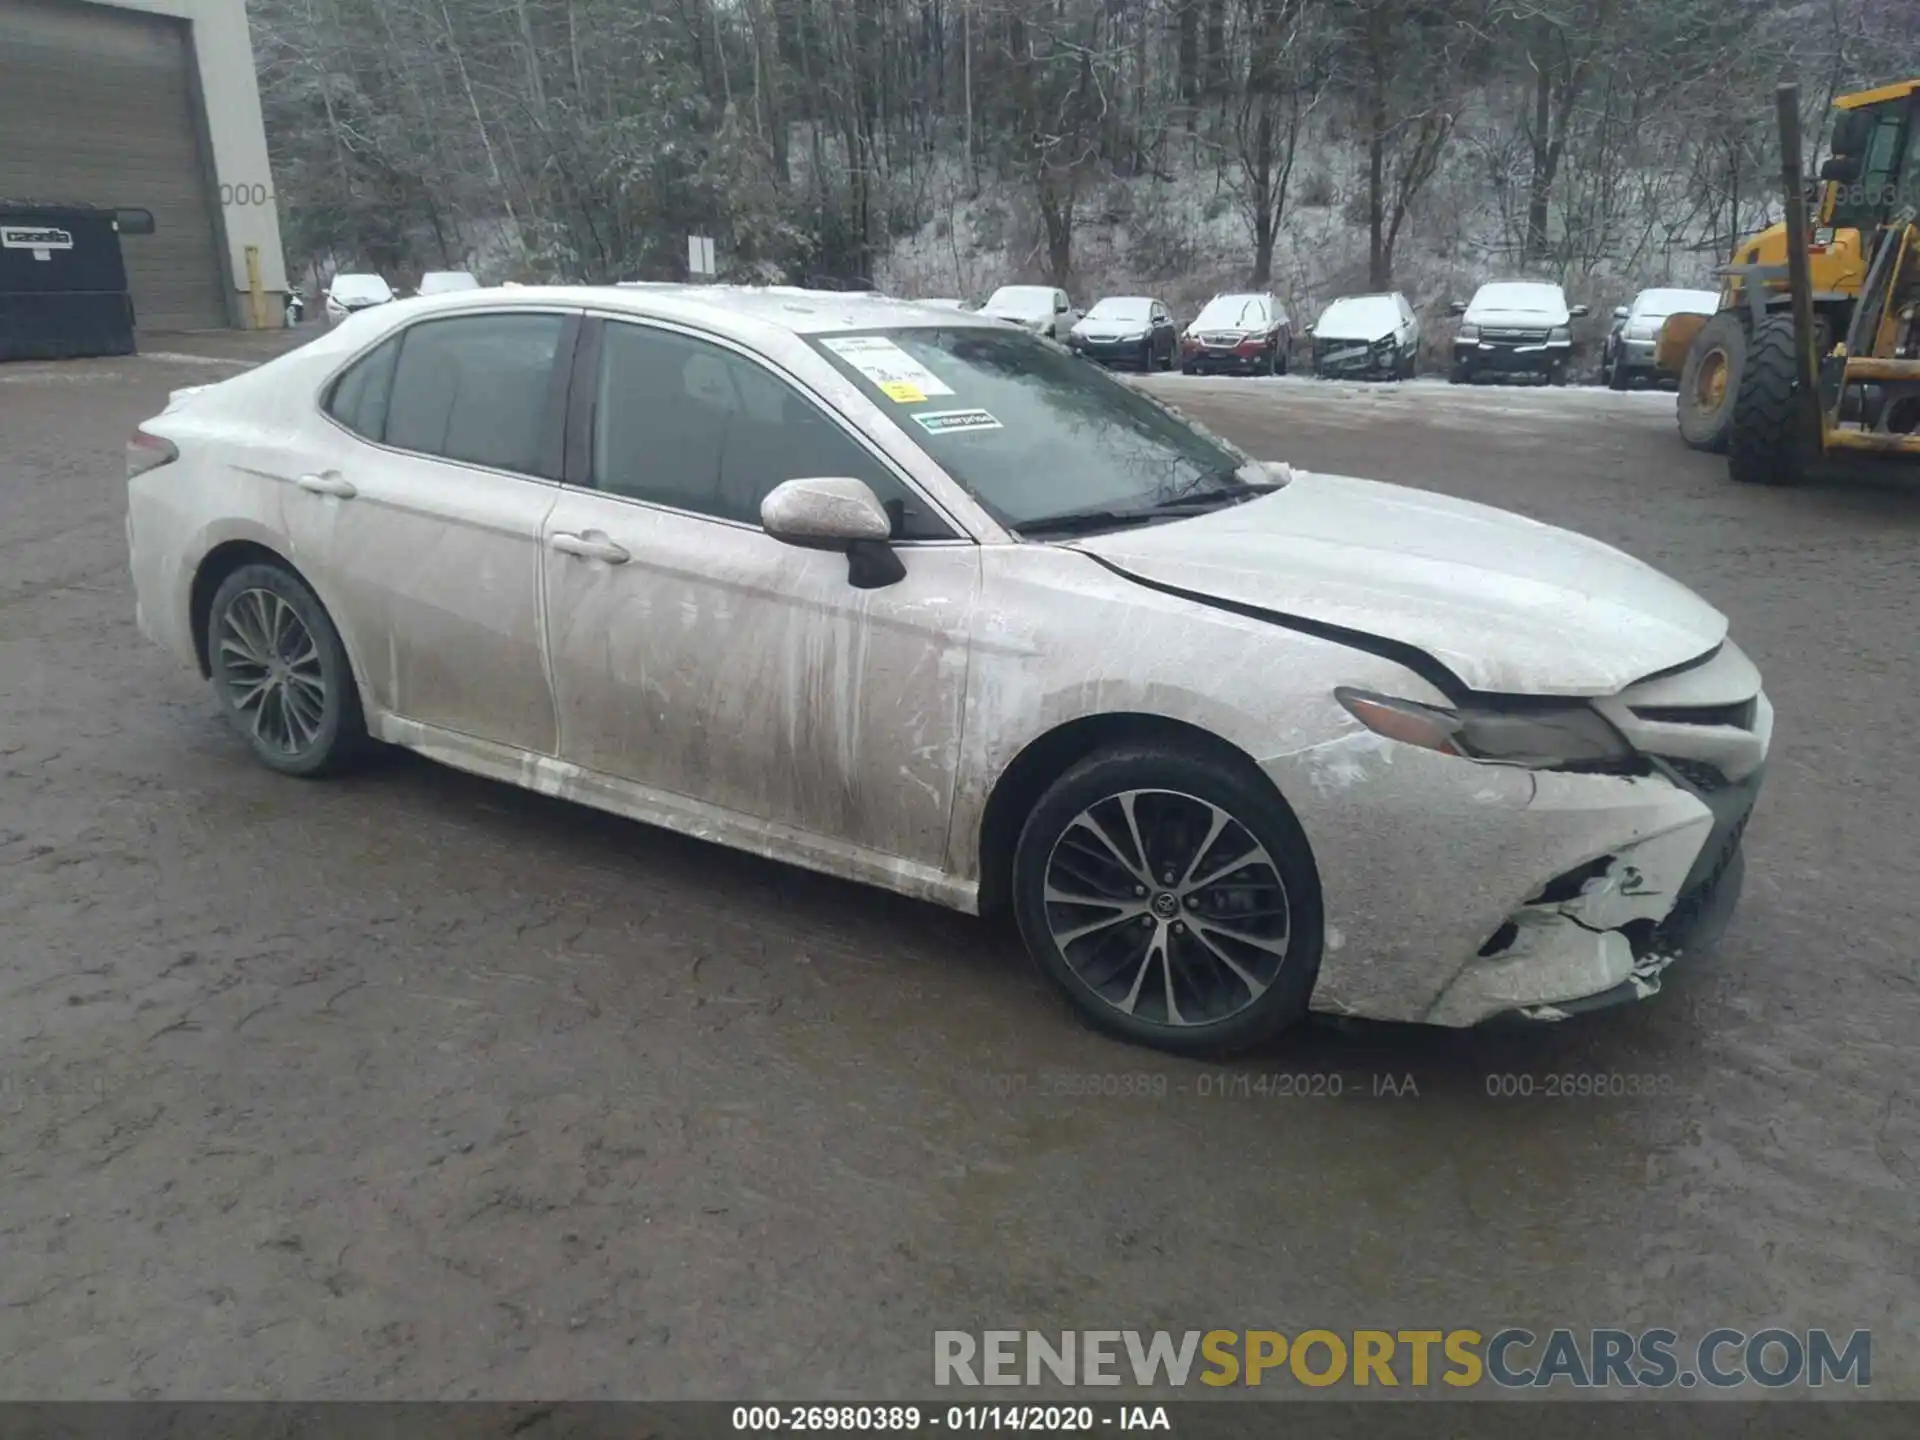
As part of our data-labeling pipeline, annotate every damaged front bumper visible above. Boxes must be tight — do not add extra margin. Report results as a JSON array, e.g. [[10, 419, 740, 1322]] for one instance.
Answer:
[[1428, 763, 1763, 1027]]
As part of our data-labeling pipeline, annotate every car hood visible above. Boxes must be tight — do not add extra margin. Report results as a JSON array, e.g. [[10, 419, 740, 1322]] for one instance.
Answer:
[[1067, 471, 1727, 696], [1315, 301, 1401, 342], [1464, 305, 1568, 329], [1314, 326, 1392, 345], [1076, 318, 1149, 336]]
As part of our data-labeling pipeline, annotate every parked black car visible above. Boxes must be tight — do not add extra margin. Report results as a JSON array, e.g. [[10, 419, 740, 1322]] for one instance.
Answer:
[[1179, 292, 1292, 375], [1600, 287, 1719, 390], [1068, 295, 1178, 369]]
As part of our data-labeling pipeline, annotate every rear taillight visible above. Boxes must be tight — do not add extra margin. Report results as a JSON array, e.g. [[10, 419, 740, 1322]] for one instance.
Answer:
[[128, 427, 178, 478]]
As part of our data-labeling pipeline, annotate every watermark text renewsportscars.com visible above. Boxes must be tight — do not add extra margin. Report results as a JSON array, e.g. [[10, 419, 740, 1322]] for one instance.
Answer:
[[933, 1328, 1871, 1390]]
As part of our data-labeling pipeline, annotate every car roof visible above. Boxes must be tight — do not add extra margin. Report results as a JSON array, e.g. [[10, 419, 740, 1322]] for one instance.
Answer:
[[369, 282, 1011, 338]]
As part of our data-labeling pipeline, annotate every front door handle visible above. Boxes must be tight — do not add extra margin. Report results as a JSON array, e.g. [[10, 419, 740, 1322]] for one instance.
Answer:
[[549, 532, 630, 564], [296, 472, 357, 498]]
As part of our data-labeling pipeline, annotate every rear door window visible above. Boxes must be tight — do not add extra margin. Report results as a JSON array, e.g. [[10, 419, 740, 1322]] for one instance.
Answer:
[[325, 335, 402, 441], [383, 313, 568, 476]]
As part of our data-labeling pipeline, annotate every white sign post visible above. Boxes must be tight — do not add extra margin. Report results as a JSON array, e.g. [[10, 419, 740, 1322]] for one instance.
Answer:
[[687, 234, 717, 278]]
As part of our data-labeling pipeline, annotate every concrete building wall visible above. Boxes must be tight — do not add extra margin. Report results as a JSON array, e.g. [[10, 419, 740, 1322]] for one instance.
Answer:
[[90, 0, 289, 320]]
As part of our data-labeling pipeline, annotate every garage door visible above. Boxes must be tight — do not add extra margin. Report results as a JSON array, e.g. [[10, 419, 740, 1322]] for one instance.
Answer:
[[0, 0, 229, 332]]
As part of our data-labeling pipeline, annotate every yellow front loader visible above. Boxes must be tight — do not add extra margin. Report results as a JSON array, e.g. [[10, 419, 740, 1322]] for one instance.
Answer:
[[1719, 82, 1920, 485], [1664, 78, 1919, 452]]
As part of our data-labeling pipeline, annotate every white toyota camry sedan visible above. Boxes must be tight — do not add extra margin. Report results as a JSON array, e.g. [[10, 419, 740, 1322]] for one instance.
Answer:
[[126, 285, 1770, 1054]]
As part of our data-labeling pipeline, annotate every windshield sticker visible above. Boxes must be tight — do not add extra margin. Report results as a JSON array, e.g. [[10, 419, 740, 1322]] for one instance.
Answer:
[[819, 335, 955, 401], [912, 407, 1002, 436]]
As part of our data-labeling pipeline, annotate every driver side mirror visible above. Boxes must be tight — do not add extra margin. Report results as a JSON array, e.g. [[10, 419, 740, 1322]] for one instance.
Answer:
[[1612, 305, 1630, 320], [760, 476, 905, 590], [1303, 323, 1315, 336], [1447, 299, 1468, 316], [1568, 303, 1590, 319]]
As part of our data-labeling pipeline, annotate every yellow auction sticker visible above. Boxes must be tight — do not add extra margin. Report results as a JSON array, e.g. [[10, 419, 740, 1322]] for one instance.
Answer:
[[879, 380, 927, 404]]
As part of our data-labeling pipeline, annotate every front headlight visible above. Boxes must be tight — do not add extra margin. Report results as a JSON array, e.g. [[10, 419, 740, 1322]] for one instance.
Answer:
[[1335, 688, 1635, 770], [1549, 326, 1572, 343], [1456, 322, 1480, 341]]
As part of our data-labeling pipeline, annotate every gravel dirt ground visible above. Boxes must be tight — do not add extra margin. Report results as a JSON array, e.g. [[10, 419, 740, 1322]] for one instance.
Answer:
[[2, 340, 1916, 1400]]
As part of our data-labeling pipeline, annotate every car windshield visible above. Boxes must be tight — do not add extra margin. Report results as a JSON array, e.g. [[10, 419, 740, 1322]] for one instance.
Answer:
[[1193, 296, 1267, 330], [1470, 283, 1562, 314], [1632, 289, 1717, 320], [1317, 296, 1400, 336], [419, 272, 479, 294], [1085, 298, 1153, 323], [985, 286, 1054, 316], [808, 327, 1262, 534], [330, 274, 391, 304]]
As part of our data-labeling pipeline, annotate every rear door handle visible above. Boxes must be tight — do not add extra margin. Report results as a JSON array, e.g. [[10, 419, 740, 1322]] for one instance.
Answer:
[[549, 532, 630, 564], [296, 473, 357, 498]]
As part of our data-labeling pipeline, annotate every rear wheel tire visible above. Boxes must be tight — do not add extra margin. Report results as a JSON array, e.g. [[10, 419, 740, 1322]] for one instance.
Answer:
[[1727, 314, 1809, 487], [1678, 311, 1748, 453], [206, 563, 368, 777], [1012, 743, 1323, 1056]]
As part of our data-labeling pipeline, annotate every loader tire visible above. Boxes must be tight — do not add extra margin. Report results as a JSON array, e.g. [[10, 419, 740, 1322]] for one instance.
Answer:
[[1727, 314, 1807, 487], [1677, 311, 1748, 453]]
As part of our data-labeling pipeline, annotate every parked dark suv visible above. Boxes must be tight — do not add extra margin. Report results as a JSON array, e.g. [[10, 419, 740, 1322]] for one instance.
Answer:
[[1179, 292, 1292, 376], [1448, 280, 1589, 385]]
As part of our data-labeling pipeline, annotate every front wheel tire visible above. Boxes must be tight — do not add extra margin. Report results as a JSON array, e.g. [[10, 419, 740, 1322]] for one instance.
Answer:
[[1677, 310, 1748, 452], [206, 562, 368, 777], [1727, 313, 1809, 486], [1012, 744, 1323, 1056]]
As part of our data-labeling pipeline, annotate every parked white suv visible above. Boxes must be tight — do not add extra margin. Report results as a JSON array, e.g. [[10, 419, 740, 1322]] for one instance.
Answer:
[[1448, 281, 1589, 386], [980, 285, 1079, 341], [1308, 292, 1421, 380]]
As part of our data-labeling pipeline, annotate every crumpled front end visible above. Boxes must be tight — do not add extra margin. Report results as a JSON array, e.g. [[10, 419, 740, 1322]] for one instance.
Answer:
[[1424, 755, 1762, 1026], [1269, 641, 1772, 1027]]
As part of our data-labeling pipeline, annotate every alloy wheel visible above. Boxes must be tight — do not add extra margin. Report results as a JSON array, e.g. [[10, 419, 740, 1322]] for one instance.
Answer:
[[1042, 788, 1292, 1027], [217, 587, 328, 756]]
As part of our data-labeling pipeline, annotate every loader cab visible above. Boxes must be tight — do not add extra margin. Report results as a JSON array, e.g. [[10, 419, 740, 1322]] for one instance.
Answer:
[[1819, 83, 1919, 236]]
